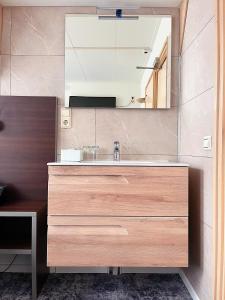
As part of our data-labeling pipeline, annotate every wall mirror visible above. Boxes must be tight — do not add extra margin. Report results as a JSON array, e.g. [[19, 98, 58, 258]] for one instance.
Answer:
[[65, 14, 172, 109]]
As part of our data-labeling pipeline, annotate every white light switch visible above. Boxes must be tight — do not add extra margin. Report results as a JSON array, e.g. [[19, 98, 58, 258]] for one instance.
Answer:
[[61, 108, 72, 129], [203, 136, 212, 150]]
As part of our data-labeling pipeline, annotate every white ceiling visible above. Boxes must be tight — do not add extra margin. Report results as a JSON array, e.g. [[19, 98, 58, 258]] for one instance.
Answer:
[[65, 15, 161, 48], [65, 15, 166, 83], [0, 0, 181, 7]]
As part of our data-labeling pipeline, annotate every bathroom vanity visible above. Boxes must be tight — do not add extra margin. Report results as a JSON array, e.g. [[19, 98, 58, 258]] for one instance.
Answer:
[[47, 161, 189, 268]]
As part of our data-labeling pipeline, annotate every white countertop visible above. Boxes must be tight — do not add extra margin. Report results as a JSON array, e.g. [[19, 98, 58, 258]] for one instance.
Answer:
[[47, 160, 189, 167]]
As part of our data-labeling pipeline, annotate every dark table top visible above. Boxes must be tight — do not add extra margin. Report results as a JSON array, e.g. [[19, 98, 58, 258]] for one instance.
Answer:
[[0, 199, 47, 213]]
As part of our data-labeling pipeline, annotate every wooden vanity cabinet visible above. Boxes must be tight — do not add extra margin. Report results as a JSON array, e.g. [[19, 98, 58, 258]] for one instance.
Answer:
[[47, 166, 188, 267]]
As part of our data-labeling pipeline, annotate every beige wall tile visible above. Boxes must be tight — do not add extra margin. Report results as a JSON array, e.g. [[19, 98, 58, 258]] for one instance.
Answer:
[[96, 154, 178, 161], [182, 0, 215, 52], [11, 7, 96, 56], [11, 7, 65, 55], [60, 108, 95, 151], [181, 18, 216, 104], [11, 55, 64, 103], [179, 155, 212, 227], [1, 8, 11, 55], [96, 108, 178, 155], [0, 55, 10, 95], [179, 1, 215, 297], [179, 88, 214, 157], [183, 223, 212, 300]]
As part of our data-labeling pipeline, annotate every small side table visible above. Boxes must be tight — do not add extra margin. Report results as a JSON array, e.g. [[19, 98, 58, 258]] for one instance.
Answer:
[[0, 200, 48, 300]]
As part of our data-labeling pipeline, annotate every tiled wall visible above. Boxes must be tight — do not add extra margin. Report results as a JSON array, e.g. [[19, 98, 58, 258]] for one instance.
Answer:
[[178, 0, 215, 299], [0, 6, 179, 162], [0, 6, 179, 272]]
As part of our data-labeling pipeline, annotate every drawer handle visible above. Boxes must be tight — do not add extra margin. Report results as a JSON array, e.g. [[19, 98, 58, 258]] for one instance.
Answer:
[[51, 225, 128, 236]]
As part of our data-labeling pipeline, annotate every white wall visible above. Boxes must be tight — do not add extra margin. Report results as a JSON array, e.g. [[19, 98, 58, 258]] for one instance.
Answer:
[[141, 17, 172, 98]]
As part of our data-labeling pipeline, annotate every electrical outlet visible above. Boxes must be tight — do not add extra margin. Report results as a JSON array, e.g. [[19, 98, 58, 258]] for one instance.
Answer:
[[203, 136, 212, 150], [61, 108, 72, 129]]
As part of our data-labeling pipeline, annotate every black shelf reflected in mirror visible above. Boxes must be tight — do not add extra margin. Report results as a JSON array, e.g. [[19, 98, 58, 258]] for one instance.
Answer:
[[69, 96, 116, 108]]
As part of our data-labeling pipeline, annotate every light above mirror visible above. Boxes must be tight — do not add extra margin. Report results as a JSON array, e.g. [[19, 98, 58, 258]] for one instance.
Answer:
[[65, 14, 172, 109]]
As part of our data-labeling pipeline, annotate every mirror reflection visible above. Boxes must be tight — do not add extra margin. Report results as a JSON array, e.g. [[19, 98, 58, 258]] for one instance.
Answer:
[[65, 15, 172, 109]]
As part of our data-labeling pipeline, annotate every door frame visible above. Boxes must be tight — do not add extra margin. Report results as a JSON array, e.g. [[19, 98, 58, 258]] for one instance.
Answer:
[[213, 0, 225, 299]]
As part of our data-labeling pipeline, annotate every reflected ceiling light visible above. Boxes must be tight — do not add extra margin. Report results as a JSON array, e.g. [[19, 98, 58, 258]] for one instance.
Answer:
[[99, 9, 139, 20]]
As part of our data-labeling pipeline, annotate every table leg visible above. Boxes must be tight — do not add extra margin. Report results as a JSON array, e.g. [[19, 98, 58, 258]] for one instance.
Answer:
[[32, 214, 37, 300]]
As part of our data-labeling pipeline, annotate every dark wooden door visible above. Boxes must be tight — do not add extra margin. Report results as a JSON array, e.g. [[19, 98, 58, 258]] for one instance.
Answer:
[[0, 96, 57, 202]]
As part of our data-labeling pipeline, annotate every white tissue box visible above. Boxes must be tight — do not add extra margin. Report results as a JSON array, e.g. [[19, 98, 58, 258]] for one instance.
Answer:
[[61, 149, 83, 162]]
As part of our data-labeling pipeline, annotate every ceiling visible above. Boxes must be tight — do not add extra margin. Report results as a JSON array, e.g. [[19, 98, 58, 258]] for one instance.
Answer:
[[0, 0, 181, 7], [66, 16, 162, 82]]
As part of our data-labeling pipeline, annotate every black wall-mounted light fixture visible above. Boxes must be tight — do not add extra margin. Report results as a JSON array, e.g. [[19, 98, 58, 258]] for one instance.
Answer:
[[98, 8, 139, 20], [116, 9, 122, 18]]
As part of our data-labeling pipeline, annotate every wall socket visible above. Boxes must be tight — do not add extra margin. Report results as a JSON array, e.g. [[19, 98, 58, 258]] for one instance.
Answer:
[[203, 136, 212, 150], [61, 108, 72, 129]]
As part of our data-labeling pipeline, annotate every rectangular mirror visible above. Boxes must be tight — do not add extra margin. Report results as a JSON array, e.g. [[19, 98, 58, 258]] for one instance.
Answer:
[[65, 14, 172, 109]]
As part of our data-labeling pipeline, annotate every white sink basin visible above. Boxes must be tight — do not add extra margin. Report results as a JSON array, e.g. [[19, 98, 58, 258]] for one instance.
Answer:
[[48, 160, 189, 167]]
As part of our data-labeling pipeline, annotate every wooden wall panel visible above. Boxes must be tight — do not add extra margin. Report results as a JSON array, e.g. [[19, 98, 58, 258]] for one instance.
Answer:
[[179, 0, 189, 53], [0, 96, 57, 202], [213, 0, 225, 298]]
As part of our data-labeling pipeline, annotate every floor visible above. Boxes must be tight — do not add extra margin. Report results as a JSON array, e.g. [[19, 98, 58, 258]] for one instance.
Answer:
[[0, 273, 192, 300]]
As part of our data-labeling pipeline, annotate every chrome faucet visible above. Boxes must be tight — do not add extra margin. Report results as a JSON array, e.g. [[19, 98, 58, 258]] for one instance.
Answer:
[[113, 141, 120, 161]]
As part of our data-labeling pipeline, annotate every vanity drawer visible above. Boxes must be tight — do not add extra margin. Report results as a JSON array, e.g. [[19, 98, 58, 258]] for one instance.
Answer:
[[47, 216, 188, 267], [48, 168, 188, 217]]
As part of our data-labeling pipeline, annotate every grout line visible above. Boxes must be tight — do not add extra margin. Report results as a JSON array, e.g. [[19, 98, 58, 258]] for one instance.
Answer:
[[180, 86, 214, 107], [181, 16, 215, 56], [177, 55, 181, 156], [178, 154, 213, 159], [203, 221, 213, 230]]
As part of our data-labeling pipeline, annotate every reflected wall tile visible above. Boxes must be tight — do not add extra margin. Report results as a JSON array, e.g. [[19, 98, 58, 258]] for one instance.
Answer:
[[1, 8, 11, 55], [181, 19, 215, 104], [11, 7, 96, 55], [0, 55, 10, 95], [96, 108, 178, 155], [182, 0, 215, 53], [11, 55, 64, 102], [60, 108, 95, 150], [179, 88, 214, 157]]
